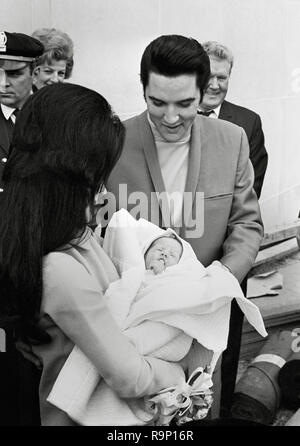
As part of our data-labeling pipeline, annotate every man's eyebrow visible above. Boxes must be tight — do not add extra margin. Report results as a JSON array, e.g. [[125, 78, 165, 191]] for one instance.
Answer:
[[176, 97, 196, 103], [148, 95, 165, 102], [148, 96, 196, 103]]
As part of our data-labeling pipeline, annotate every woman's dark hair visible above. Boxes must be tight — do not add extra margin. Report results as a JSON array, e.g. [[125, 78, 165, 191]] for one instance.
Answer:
[[140, 34, 211, 101], [0, 83, 125, 343]]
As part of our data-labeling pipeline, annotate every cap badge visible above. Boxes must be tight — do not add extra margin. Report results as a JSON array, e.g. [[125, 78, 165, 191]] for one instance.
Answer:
[[0, 32, 7, 52]]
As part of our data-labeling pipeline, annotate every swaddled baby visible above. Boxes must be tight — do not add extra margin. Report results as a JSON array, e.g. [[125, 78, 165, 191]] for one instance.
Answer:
[[47, 210, 267, 426]]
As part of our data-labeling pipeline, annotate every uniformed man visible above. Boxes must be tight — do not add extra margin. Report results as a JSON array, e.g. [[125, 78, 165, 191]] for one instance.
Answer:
[[0, 30, 43, 425], [0, 30, 43, 186]]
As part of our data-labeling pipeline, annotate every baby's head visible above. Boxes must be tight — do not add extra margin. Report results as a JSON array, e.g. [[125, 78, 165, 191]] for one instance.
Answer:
[[144, 235, 183, 274]]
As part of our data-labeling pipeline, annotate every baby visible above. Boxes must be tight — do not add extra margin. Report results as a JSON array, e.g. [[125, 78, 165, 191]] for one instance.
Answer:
[[144, 235, 183, 275]]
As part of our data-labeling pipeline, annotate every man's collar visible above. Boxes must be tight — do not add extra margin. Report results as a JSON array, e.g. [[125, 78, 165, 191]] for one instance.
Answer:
[[1, 103, 16, 120], [212, 104, 221, 118], [197, 104, 222, 118]]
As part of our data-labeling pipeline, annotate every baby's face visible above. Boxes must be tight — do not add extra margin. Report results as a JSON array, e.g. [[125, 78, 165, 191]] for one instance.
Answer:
[[145, 237, 183, 273]]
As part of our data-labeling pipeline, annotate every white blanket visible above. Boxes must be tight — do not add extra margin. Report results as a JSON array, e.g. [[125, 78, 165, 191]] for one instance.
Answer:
[[47, 209, 267, 425]]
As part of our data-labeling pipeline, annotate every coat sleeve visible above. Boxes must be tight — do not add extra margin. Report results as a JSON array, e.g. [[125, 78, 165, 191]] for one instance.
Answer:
[[220, 129, 264, 282], [42, 254, 184, 399], [249, 114, 268, 199]]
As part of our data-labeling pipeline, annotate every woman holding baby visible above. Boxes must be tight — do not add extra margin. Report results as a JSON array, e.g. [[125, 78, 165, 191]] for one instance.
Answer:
[[0, 83, 186, 426]]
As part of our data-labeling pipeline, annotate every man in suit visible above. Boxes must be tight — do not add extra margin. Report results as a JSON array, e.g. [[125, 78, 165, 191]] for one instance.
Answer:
[[198, 41, 268, 199], [198, 41, 268, 417], [0, 31, 43, 185], [106, 34, 263, 419], [0, 30, 43, 425]]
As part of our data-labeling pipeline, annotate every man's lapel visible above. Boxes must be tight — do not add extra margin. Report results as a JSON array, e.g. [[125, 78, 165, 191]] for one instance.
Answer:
[[219, 100, 233, 121], [138, 112, 171, 227], [179, 117, 202, 236], [185, 116, 201, 196]]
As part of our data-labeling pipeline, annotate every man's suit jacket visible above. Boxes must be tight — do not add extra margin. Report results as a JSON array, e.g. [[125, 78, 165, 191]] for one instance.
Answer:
[[0, 108, 13, 184], [107, 111, 263, 283], [218, 100, 268, 413], [219, 100, 268, 198]]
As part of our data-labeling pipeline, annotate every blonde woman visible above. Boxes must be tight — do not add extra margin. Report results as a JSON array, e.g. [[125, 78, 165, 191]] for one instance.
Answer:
[[31, 28, 74, 90]]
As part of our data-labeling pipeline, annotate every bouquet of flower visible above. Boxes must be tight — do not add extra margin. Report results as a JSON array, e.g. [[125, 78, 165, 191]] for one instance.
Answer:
[[146, 367, 214, 426]]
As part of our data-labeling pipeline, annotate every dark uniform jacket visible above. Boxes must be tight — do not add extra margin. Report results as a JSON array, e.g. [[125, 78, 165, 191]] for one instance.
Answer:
[[0, 106, 13, 185], [0, 106, 41, 425]]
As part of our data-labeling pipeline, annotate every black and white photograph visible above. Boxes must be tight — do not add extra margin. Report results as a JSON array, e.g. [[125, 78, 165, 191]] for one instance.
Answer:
[[0, 0, 300, 432]]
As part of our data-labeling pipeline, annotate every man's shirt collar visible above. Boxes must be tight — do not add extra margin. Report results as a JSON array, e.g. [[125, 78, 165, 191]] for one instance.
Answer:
[[198, 104, 222, 118], [1, 103, 16, 121]]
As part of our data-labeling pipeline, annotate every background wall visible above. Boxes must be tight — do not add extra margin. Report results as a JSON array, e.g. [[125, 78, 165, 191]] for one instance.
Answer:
[[1, 0, 299, 234]]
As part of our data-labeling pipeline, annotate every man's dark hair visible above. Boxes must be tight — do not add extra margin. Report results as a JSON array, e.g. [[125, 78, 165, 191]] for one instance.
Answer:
[[140, 34, 211, 100]]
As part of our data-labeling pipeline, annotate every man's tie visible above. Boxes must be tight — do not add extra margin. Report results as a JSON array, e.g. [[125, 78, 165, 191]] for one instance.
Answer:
[[197, 109, 214, 117], [6, 116, 14, 140], [13, 109, 19, 120], [5, 110, 20, 151]]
